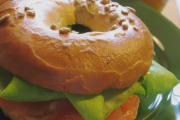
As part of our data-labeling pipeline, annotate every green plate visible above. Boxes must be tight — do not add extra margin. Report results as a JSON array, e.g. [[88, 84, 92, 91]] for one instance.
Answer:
[[117, 0, 180, 78], [115, 0, 180, 120]]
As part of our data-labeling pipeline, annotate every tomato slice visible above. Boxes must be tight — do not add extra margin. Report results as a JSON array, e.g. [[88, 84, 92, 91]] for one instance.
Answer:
[[106, 95, 139, 120], [0, 98, 83, 120], [0, 95, 139, 120]]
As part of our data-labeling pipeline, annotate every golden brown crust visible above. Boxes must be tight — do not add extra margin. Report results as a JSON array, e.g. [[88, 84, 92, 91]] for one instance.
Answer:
[[0, 0, 153, 94], [0, 0, 7, 5]]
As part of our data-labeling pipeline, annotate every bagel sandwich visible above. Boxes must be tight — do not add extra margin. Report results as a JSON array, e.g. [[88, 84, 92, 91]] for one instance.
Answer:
[[0, 0, 179, 120]]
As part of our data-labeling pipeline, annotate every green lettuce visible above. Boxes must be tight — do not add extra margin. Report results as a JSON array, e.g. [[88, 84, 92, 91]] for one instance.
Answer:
[[141, 61, 179, 95], [65, 83, 143, 120], [0, 68, 13, 91], [0, 75, 64, 102], [0, 61, 179, 120]]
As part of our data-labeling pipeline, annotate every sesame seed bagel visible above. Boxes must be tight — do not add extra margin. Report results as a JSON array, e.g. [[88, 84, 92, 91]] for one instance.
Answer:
[[0, 0, 153, 94]]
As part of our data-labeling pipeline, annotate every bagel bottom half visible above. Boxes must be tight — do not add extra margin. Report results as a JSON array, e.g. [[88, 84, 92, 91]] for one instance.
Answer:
[[0, 95, 139, 120]]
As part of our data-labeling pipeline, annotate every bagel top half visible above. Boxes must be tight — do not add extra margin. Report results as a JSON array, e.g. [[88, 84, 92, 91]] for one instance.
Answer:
[[0, 0, 153, 94]]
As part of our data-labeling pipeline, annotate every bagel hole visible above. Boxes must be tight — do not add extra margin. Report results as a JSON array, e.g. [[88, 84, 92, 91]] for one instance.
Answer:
[[70, 24, 91, 33]]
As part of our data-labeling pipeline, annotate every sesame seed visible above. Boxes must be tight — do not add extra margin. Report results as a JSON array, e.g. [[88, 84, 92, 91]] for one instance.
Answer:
[[111, 24, 118, 30], [129, 17, 135, 23], [110, 6, 116, 12], [133, 26, 139, 31], [24, 7, 32, 11], [0, 14, 10, 25], [118, 18, 126, 25], [59, 27, 70, 34], [126, 7, 136, 13], [121, 8, 129, 15], [122, 21, 128, 30], [111, 3, 119, 7], [115, 32, 126, 37], [88, 0, 95, 4], [50, 24, 57, 30], [110, 12, 119, 21], [100, 0, 110, 5], [15, 12, 25, 18], [104, 5, 110, 12], [120, 32, 126, 36], [26, 10, 36, 17]]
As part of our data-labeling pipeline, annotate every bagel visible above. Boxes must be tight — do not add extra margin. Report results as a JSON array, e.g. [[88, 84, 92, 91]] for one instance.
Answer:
[[2, 0, 180, 120], [0, 0, 153, 94]]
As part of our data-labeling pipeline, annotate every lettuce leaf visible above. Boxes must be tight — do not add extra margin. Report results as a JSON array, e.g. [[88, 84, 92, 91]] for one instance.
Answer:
[[141, 61, 179, 95], [65, 83, 142, 120], [0, 68, 13, 91], [0, 75, 65, 102]]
